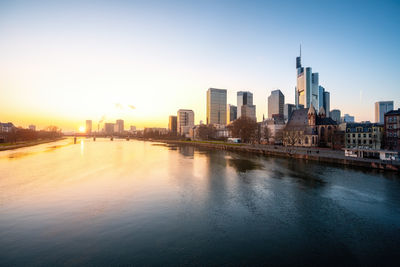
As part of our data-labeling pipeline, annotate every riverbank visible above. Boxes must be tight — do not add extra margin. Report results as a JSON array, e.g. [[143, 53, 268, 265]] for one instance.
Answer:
[[151, 139, 400, 172], [0, 138, 66, 151]]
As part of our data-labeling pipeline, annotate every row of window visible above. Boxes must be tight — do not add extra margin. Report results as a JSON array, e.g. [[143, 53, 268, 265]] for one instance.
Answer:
[[347, 133, 376, 138], [387, 124, 398, 129], [387, 116, 398, 123], [387, 132, 398, 137], [347, 139, 374, 144]]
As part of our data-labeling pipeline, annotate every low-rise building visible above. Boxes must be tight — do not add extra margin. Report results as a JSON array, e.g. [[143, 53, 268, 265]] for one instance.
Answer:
[[344, 122, 383, 149], [384, 108, 400, 151], [260, 117, 285, 144]]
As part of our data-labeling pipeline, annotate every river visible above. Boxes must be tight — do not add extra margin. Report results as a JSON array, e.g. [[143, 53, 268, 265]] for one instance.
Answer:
[[0, 138, 399, 266]]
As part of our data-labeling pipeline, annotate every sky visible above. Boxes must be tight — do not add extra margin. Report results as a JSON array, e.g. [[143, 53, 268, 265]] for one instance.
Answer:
[[0, 0, 399, 131]]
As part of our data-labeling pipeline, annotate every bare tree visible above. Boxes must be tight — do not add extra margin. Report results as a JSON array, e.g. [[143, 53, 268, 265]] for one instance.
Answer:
[[228, 117, 258, 143]]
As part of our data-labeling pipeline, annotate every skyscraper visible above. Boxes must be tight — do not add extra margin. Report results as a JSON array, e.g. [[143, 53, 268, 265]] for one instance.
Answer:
[[207, 88, 227, 125], [104, 123, 114, 135], [375, 101, 394, 123], [177, 109, 194, 135], [241, 105, 256, 121], [284, 104, 296, 120], [85, 120, 92, 134], [168, 115, 177, 134], [330, 109, 341, 124], [237, 91, 253, 118], [227, 104, 237, 123], [318, 86, 330, 117], [295, 49, 319, 109], [267, 89, 284, 119], [115, 119, 124, 133]]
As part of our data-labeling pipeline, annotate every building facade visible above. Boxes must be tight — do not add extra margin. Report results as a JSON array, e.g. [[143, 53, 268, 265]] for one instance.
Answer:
[[207, 88, 227, 125], [104, 123, 114, 135], [341, 114, 355, 123], [283, 104, 337, 148], [284, 104, 297, 121], [86, 120, 92, 134], [168, 115, 177, 134], [267, 89, 284, 119], [241, 105, 256, 121], [227, 104, 237, 123], [115, 119, 124, 134], [384, 108, 400, 151], [330, 109, 341, 124], [295, 51, 319, 109], [237, 91, 253, 118], [345, 123, 383, 149], [177, 109, 195, 136], [375, 101, 394, 124]]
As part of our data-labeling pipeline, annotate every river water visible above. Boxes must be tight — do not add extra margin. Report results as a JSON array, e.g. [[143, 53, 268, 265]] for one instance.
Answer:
[[0, 138, 399, 266]]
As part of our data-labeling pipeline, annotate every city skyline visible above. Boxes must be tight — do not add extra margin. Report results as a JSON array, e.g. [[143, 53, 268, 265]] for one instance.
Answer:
[[1, 0, 399, 131]]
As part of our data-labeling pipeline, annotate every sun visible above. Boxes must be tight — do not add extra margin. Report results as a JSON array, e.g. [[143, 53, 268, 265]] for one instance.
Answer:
[[78, 126, 85, 133]]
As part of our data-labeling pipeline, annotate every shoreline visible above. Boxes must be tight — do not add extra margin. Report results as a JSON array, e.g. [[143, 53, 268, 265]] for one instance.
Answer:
[[149, 139, 400, 172], [0, 138, 66, 151]]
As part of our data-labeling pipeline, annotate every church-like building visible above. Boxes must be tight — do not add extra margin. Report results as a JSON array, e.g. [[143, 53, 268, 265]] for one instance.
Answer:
[[283, 104, 337, 148]]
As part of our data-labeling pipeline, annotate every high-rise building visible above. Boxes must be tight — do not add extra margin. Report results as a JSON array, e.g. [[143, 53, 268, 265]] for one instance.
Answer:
[[207, 88, 227, 125], [104, 123, 114, 135], [28, 125, 36, 131], [284, 104, 297, 120], [168, 115, 177, 134], [130, 126, 136, 132], [330, 109, 341, 124], [85, 120, 92, 134], [177, 109, 194, 135], [323, 91, 330, 117], [237, 91, 253, 118], [295, 49, 319, 109], [375, 101, 394, 123], [341, 114, 355, 123], [241, 105, 256, 121], [114, 119, 124, 133], [227, 104, 237, 123], [267, 89, 284, 119]]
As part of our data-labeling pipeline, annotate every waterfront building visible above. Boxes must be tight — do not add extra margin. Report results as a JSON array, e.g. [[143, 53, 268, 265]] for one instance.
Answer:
[[295, 50, 319, 109], [341, 114, 355, 123], [28, 125, 36, 131], [0, 122, 15, 133], [237, 91, 253, 118], [345, 122, 383, 149], [168, 115, 177, 134], [227, 104, 237, 123], [330, 109, 341, 123], [114, 119, 124, 134], [267, 89, 284, 119], [104, 123, 115, 135], [283, 104, 337, 148], [375, 101, 394, 123], [260, 117, 285, 144], [384, 108, 400, 151], [129, 126, 137, 133], [177, 109, 195, 136], [241, 104, 256, 121], [86, 120, 92, 134], [207, 88, 227, 125]]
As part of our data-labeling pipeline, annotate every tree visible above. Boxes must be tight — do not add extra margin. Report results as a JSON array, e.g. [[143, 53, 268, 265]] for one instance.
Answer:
[[228, 117, 258, 143], [197, 124, 216, 140]]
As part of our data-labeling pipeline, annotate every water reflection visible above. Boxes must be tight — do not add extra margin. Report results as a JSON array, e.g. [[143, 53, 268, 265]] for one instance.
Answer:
[[0, 139, 400, 266]]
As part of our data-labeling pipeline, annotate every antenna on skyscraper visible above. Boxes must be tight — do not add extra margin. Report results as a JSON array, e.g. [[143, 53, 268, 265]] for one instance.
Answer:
[[300, 44, 301, 58]]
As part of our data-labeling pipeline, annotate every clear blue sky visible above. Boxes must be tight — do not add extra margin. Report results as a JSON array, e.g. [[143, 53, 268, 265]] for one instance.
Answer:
[[0, 0, 399, 129]]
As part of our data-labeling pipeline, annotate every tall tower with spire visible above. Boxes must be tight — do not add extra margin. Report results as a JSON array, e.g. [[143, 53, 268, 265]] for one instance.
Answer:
[[295, 46, 320, 109]]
